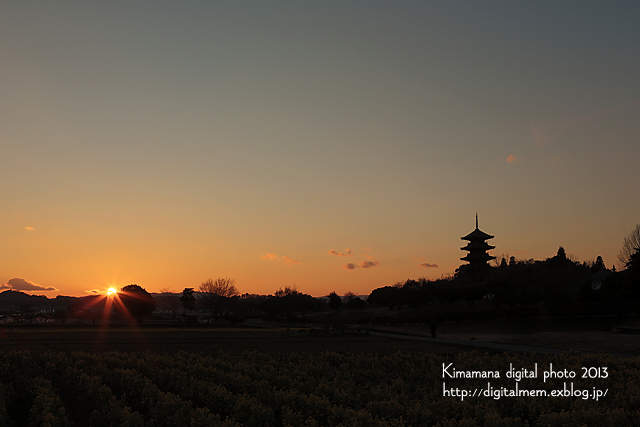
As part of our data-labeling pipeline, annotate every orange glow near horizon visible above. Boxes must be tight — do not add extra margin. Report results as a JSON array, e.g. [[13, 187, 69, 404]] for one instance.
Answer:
[[2, 2, 638, 300]]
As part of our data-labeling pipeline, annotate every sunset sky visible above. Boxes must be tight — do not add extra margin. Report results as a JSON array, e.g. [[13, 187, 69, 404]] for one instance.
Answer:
[[2, 2, 639, 297]]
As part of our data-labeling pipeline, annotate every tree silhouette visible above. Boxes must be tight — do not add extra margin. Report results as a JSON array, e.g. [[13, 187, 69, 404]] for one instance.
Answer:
[[344, 291, 365, 309], [180, 288, 196, 314], [618, 224, 640, 270], [261, 287, 319, 317], [328, 292, 342, 310], [367, 286, 399, 309], [199, 278, 239, 317], [275, 285, 297, 298], [625, 247, 640, 274], [592, 255, 605, 272], [119, 284, 156, 320]]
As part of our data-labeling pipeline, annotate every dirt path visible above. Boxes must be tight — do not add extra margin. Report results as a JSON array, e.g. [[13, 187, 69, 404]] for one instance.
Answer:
[[370, 325, 640, 357]]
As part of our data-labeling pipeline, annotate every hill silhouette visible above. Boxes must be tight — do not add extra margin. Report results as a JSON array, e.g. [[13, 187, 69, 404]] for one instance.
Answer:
[[0, 290, 79, 311]]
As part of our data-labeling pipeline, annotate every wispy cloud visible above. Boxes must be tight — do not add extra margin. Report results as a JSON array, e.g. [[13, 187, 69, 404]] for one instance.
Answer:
[[506, 154, 522, 164], [1, 277, 57, 292], [419, 263, 438, 268], [414, 256, 438, 268], [360, 260, 380, 268], [282, 256, 302, 266], [342, 260, 381, 270], [25, 226, 34, 231], [548, 157, 560, 166], [85, 289, 102, 294], [260, 252, 301, 266], [259, 252, 278, 261], [328, 248, 354, 257]]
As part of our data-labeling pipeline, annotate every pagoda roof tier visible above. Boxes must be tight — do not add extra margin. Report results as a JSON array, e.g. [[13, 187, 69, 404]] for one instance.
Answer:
[[461, 253, 496, 262], [461, 242, 496, 251], [461, 228, 494, 241]]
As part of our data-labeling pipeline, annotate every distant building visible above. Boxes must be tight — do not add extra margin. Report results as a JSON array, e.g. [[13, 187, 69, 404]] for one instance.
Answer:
[[460, 214, 496, 271]]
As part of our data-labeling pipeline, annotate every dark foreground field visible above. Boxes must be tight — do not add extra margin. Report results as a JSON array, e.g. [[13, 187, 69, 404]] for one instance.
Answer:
[[0, 323, 462, 355], [1, 322, 640, 426], [3, 317, 640, 356]]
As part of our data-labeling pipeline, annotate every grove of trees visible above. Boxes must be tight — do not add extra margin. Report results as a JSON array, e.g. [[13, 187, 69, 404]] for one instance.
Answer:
[[118, 284, 156, 320], [260, 286, 321, 318]]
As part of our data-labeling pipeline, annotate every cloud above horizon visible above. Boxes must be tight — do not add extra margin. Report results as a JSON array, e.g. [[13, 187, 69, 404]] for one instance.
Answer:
[[260, 252, 279, 261], [0, 277, 57, 292], [506, 154, 522, 164], [260, 252, 301, 266], [419, 263, 438, 268], [360, 260, 380, 268], [25, 226, 34, 231], [414, 256, 438, 269], [281, 256, 302, 266], [328, 248, 354, 257], [342, 260, 381, 270]]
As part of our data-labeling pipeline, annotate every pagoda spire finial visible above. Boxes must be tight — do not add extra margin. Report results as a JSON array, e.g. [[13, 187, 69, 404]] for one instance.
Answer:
[[475, 212, 478, 229]]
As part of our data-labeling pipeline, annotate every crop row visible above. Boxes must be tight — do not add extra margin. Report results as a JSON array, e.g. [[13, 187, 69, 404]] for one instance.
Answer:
[[0, 350, 639, 426]]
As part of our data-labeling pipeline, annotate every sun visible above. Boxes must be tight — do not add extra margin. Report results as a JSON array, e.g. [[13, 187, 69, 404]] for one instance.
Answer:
[[107, 287, 118, 296]]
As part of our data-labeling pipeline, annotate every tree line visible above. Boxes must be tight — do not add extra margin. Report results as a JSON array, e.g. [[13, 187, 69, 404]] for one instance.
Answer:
[[368, 224, 640, 314], [159, 282, 323, 322], [18, 224, 640, 323]]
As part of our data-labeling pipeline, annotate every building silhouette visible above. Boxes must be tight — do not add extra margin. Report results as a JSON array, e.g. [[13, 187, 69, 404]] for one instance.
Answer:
[[460, 214, 495, 271]]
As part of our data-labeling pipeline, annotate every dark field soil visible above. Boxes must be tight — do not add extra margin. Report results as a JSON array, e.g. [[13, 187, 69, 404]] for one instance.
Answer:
[[4, 315, 639, 356], [375, 316, 640, 357], [0, 323, 462, 354]]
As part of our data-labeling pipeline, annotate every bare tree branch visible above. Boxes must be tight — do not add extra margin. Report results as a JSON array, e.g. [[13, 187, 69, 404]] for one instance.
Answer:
[[618, 224, 640, 269], [198, 278, 239, 317]]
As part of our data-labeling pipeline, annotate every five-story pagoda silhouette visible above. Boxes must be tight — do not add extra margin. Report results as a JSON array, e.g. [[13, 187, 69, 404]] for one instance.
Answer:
[[460, 213, 495, 272]]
